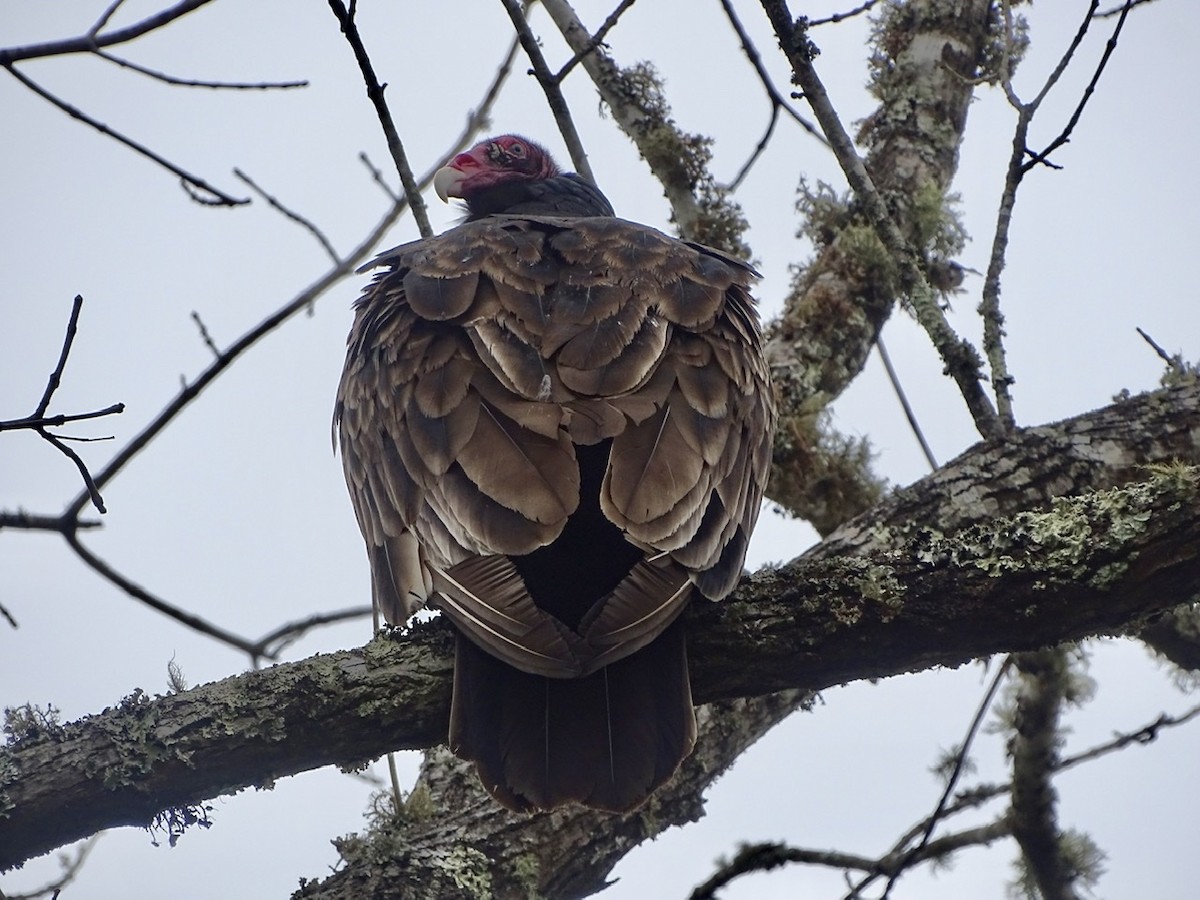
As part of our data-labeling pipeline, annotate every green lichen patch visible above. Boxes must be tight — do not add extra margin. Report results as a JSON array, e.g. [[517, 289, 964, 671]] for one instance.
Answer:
[[910, 466, 1198, 589]]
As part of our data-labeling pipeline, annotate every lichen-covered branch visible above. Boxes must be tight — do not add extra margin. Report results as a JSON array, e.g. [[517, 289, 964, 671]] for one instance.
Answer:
[[760, 0, 1001, 518], [1009, 649, 1092, 900], [4, 415, 1198, 875]]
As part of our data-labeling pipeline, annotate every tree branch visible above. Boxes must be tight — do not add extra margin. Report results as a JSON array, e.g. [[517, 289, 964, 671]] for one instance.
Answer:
[[2, 62, 249, 206], [760, 0, 1000, 439], [1009, 649, 1086, 900], [326, 0, 432, 238], [4, 406, 1198, 872], [498, 0, 597, 184], [0, 0, 215, 64], [761, 0, 1001, 519]]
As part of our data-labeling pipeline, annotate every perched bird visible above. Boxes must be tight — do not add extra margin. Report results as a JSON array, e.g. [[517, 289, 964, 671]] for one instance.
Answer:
[[336, 135, 775, 812]]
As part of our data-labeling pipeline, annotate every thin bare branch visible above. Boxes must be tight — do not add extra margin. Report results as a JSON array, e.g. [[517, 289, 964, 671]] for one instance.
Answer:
[[94, 48, 309, 90], [980, 0, 1132, 430], [552, 0, 638, 82], [498, 0, 597, 184], [36, 294, 83, 417], [3, 296, 122, 512], [38, 432, 108, 513], [0, 405, 126, 433], [94, 49, 307, 90], [234, 168, 340, 263], [89, 1, 128, 37], [326, 0, 432, 238], [0, 0, 214, 64], [1026, 1, 1101, 111], [358, 152, 401, 202], [0, 512, 102, 532], [189, 311, 221, 360], [809, 0, 882, 27], [718, 0, 826, 146], [62, 528, 263, 657], [2, 63, 249, 206], [874, 658, 1013, 899], [1096, 0, 1157, 15], [3, 835, 100, 900], [691, 818, 1012, 900], [1023, 2, 1134, 173], [875, 336, 939, 471], [250, 606, 372, 662]]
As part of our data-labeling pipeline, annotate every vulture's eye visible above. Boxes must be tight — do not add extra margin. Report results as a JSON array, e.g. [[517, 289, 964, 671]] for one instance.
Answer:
[[507, 142, 526, 159]]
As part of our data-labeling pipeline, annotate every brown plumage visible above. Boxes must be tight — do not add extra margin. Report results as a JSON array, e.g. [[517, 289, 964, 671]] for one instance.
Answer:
[[335, 136, 775, 812]]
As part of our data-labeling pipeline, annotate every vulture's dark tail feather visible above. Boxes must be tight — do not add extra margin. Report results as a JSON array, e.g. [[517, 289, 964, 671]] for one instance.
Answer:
[[448, 621, 696, 812]]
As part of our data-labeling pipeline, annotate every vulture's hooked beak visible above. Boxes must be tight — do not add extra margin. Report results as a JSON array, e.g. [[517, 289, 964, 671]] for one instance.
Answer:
[[433, 164, 467, 202]]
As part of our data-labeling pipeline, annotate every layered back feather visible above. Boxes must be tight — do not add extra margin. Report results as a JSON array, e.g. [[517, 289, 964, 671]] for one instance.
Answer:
[[336, 207, 774, 812]]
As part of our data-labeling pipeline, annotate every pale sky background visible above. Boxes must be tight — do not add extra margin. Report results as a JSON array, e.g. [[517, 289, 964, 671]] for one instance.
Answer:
[[2, 2, 1198, 898]]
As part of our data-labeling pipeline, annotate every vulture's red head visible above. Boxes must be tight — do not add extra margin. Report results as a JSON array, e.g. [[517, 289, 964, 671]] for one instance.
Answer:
[[434, 135, 559, 203], [432, 134, 614, 219]]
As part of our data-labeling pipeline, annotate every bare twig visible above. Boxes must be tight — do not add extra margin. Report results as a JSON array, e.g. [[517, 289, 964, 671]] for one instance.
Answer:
[[874, 658, 1013, 899], [0, 0, 214, 64], [979, 0, 1132, 431], [0, 601, 16, 629], [888, 697, 1200, 865], [719, 0, 826, 148], [809, 0, 881, 27], [552, 0, 638, 82], [3, 296, 124, 513], [234, 168, 340, 264], [3, 835, 100, 900], [89, 0, 127, 37], [498, 0, 597, 184], [63, 527, 263, 657], [0, 405, 126, 433], [250, 606, 372, 662], [691, 819, 1011, 900], [0, 512, 102, 532], [1023, 2, 1134, 173], [189, 311, 221, 360], [718, 0, 828, 192], [875, 336, 939, 471], [36, 294, 83, 417], [358, 152, 401, 202], [40, 433, 110, 513], [326, 0, 432, 239], [2, 63, 249, 206], [1096, 0, 1156, 15], [94, 49, 307, 90], [1135, 326, 1182, 371]]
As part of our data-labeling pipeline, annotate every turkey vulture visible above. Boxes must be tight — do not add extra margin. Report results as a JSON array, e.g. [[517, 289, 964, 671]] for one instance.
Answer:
[[336, 135, 775, 812]]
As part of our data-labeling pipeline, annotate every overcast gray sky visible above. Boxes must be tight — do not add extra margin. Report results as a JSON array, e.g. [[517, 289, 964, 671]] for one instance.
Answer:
[[3, 2, 1198, 898]]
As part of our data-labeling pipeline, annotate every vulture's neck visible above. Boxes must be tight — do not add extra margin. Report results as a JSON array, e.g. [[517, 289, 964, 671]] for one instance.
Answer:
[[465, 173, 614, 219]]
